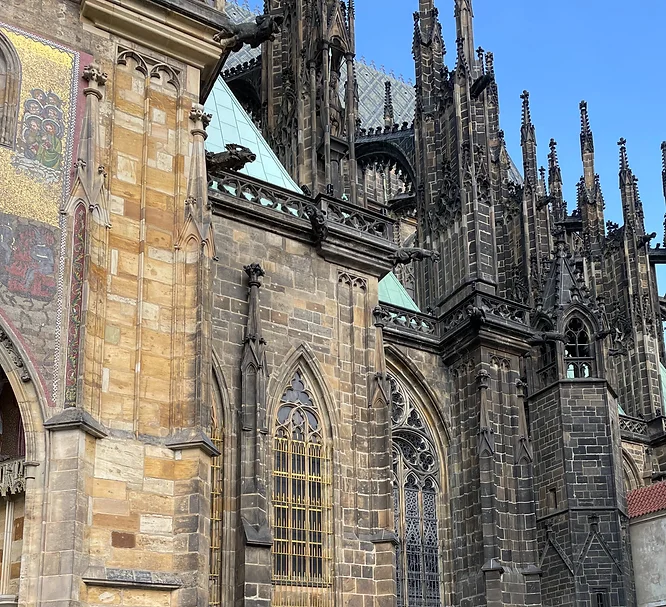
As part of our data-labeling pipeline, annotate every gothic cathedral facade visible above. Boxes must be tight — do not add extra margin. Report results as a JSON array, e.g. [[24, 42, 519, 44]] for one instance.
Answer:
[[0, 0, 663, 607]]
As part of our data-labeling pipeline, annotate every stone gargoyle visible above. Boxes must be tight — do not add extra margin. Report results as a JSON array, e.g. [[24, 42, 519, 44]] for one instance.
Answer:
[[391, 247, 441, 267], [205, 144, 256, 174], [213, 14, 285, 53]]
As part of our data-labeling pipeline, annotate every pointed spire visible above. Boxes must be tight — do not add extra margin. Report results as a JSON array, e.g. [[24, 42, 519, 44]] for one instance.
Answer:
[[520, 91, 538, 187], [618, 137, 633, 189], [661, 141, 666, 202], [579, 100, 594, 155], [454, 0, 475, 69], [662, 142, 666, 246], [618, 137, 629, 172], [520, 90, 534, 142], [549, 139, 566, 221], [384, 81, 394, 128]]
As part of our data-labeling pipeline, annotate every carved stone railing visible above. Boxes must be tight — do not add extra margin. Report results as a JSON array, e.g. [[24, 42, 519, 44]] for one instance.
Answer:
[[209, 170, 395, 242], [320, 197, 394, 241], [0, 458, 25, 497], [378, 303, 438, 337], [619, 415, 648, 438], [439, 292, 531, 339], [210, 173, 312, 221], [478, 296, 529, 326]]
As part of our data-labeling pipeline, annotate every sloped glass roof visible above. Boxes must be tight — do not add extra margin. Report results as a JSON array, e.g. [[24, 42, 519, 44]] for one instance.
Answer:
[[378, 272, 420, 312], [204, 78, 301, 192]]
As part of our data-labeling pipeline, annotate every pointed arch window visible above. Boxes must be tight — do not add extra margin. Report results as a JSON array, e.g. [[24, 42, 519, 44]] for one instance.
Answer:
[[390, 374, 443, 607], [0, 32, 21, 149], [272, 372, 332, 604], [209, 376, 224, 607], [564, 318, 594, 378]]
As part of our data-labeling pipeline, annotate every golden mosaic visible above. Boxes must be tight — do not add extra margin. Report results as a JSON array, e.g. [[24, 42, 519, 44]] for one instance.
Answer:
[[0, 23, 81, 227]]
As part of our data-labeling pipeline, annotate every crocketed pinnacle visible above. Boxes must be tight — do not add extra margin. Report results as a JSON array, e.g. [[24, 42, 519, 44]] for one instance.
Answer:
[[580, 100, 594, 155], [618, 138, 629, 172], [661, 141, 666, 202], [384, 81, 394, 127]]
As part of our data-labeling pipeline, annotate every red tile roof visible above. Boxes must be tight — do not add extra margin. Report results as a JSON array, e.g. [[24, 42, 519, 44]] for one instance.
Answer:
[[628, 480, 666, 519]]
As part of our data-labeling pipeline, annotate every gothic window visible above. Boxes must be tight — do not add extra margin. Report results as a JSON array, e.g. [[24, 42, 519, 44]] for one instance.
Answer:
[[209, 380, 223, 607], [390, 374, 443, 607], [564, 318, 594, 378], [272, 372, 332, 604], [0, 32, 21, 149]]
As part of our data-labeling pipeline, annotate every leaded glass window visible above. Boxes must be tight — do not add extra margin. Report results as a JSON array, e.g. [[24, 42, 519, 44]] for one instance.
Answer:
[[390, 374, 443, 607], [272, 372, 333, 607], [564, 318, 594, 378]]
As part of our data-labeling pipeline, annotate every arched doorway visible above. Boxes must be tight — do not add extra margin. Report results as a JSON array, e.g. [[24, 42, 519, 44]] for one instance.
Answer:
[[0, 366, 26, 603]]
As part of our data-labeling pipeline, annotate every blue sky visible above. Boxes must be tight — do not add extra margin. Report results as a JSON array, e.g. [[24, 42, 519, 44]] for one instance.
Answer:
[[354, 0, 666, 289]]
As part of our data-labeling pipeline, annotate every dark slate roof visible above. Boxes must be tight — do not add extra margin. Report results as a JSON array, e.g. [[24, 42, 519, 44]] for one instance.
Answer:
[[627, 481, 666, 519]]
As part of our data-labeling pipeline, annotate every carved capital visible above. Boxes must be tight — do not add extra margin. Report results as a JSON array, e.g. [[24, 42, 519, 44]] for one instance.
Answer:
[[244, 263, 265, 287], [476, 368, 490, 390], [372, 306, 391, 329], [190, 104, 212, 130], [82, 64, 108, 99]]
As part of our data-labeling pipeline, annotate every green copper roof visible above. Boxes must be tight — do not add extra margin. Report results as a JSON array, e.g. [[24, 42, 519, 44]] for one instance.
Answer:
[[205, 78, 300, 193], [378, 273, 420, 312]]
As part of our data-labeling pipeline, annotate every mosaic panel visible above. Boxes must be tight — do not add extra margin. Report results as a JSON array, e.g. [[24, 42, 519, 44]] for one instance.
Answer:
[[0, 22, 81, 227]]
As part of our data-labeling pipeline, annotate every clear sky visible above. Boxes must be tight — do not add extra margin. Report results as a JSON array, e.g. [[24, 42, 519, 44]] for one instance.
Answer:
[[353, 0, 666, 289]]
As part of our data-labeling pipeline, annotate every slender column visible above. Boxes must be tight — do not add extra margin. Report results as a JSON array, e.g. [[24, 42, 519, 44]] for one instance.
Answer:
[[0, 499, 13, 595]]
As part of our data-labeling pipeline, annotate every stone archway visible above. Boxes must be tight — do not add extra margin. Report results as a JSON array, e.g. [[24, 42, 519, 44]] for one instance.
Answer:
[[0, 325, 47, 607]]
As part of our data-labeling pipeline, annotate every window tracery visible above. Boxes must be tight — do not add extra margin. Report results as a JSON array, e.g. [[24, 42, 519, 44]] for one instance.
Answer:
[[564, 318, 594, 378], [390, 374, 442, 607], [272, 372, 332, 606]]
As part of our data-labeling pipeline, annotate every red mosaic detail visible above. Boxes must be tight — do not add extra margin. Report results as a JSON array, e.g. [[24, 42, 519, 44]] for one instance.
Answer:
[[627, 480, 666, 519], [64, 203, 86, 406]]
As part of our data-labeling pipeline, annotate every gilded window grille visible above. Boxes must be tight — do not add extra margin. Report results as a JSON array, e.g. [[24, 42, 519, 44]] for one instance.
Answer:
[[390, 374, 444, 607], [272, 372, 333, 607], [209, 424, 224, 607]]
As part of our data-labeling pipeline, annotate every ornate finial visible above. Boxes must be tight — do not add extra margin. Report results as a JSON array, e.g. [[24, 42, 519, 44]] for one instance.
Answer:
[[579, 100, 594, 155], [520, 90, 531, 125], [384, 81, 394, 127], [618, 138, 629, 171], [485, 51, 495, 76], [539, 166, 546, 182], [548, 139, 558, 162], [476, 46, 485, 62]]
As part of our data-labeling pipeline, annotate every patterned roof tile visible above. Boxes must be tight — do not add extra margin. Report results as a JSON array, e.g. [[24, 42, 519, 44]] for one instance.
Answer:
[[627, 480, 666, 519]]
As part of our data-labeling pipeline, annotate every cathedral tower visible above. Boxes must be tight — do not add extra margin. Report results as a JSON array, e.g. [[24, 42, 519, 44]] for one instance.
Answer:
[[262, 0, 358, 200]]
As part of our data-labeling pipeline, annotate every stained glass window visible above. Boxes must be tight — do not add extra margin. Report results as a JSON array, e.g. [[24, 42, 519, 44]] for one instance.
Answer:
[[390, 374, 443, 607], [272, 372, 332, 607]]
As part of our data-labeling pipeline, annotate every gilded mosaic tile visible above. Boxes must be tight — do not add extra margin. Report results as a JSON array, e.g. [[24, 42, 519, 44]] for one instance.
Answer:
[[0, 23, 80, 227]]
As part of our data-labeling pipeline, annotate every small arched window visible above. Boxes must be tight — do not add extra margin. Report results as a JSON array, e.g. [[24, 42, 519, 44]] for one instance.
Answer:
[[0, 32, 21, 149], [390, 374, 443, 607], [272, 372, 332, 605], [564, 318, 594, 378]]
